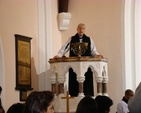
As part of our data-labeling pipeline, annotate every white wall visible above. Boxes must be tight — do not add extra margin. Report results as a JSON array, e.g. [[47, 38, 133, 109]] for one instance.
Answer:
[[0, 0, 38, 111]]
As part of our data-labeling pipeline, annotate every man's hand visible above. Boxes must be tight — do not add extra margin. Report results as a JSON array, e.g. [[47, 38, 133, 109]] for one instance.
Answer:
[[53, 55, 60, 59], [95, 55, 104, 59], [99, 55, 104, 59]]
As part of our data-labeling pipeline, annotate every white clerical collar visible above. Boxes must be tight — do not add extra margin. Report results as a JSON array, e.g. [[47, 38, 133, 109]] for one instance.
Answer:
[[79, 36, 83, 39]]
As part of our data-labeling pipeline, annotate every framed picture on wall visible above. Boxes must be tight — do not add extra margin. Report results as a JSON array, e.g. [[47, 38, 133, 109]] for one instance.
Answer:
[[15, 34, 33, 91], [20, 90, 27, 101]]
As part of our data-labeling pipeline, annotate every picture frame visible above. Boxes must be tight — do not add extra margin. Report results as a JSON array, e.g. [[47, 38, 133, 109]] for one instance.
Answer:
[[20, 90, 27, 101], [15, 34, 33, 91]]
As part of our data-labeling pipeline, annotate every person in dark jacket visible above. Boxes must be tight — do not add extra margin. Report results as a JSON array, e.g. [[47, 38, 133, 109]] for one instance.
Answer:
[[54, 23, 103, 96]]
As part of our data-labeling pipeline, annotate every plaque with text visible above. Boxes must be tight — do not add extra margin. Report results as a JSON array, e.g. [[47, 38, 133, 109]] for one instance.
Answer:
[[15, 34, 33, 90]]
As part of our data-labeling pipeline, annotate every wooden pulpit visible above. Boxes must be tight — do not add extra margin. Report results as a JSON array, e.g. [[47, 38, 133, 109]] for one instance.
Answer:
[[48, 56, 109, 113]]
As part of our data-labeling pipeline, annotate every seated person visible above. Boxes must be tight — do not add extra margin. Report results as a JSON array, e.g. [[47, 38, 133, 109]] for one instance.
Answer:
[[95, 95, 113, 113], [23, 90, 54, 113], [75, 95, 98, 113], [7, 103, 24, 113], [116, 89, 134, 113]]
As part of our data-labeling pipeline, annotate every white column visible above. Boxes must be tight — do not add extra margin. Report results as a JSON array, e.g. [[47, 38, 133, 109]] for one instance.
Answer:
[[134, 0, 141, 87], [124, 0, 135, 90], [77, 76, 85, 97], [95, 76, 103, 95], [38, 0, 52, 90], [124, 0, 141, 90], [58, 75, 65, 97], [102, 76, 109, 96]]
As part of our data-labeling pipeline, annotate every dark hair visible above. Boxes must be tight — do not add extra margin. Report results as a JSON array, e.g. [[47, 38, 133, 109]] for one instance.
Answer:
[[0, 105, 5, 113], [23, 91, 54, 113], [75, 95, 98, 113], [95, 95, 113, 113], [41, 91, 54, 108], [125, 89, 134, 96], [0, 86, 2, 92], [7, 103, 24, 113]]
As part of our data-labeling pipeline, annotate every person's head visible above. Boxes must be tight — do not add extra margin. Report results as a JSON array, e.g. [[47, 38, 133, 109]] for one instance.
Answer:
[[124, 89, 134, 100], [0, 106, 4, 113], [23, 91, 54, 113], [0, 86, 2, 95], [7, 103, 24, 113], [41, 91, 55, 113], [95, 95, 113, 113], [77, 23, 86, 37], [75, 95, 98, 113]]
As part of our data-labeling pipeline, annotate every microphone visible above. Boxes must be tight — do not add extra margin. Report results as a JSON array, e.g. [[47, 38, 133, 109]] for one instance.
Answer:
[[65, 43, 70, 49]]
